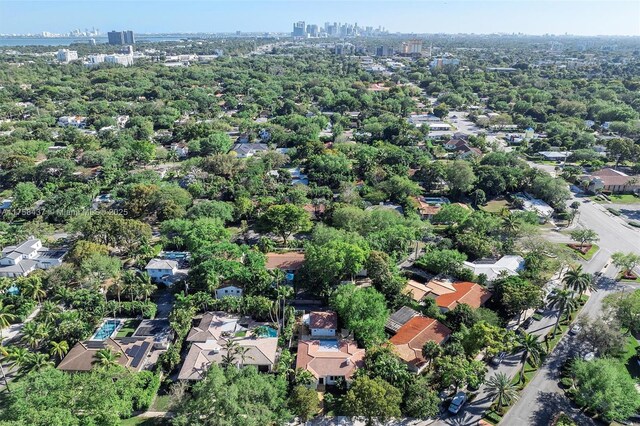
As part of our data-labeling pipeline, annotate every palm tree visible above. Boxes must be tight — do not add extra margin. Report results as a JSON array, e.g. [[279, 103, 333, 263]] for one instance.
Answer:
[[485, 372, 519, 412], [422, 340, 442, 370], [275, 285, 293, 332], [19, 275, 46, 304], [235, 345, 252, 367], [221, 340, 240, 368], [562, 266, 594, 298], [21, 322, 46, 349], [23, 352, 54, 373], [514, 332, 544, 383], [49, 340, 69, 361], [140, 276, 155, 303], [6, 346, 28, 370], [110, 277, 125, 304], [0, 345, 11, 392], [502, 215, 521, 237], [0, 301, 16, 339], [0, 277, 12, 293], [93, 348, 121, 368], [38, 301, 60, 326], [548, 289, 579, 336]]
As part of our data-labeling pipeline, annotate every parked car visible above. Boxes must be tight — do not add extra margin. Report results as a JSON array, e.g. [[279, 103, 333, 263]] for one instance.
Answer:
[[491, 352, 507, 366], [448, 391, 467, 414], [570, 324, 582, 335], [535, 306, 545, 315], [522, 317, 534, 328], [583, 352, 596, 361]]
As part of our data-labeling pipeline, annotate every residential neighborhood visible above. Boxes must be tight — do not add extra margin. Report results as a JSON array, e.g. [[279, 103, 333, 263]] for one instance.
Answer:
[[0, 8, 639, 426]]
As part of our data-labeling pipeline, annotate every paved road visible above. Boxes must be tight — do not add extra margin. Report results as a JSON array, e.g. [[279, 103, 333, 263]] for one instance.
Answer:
[[436, 182, 640, 425], [494, 185, 640, 425], [572, 196, 640, 261], [435, 275, 563, 426], [500, 265, 629, 426]]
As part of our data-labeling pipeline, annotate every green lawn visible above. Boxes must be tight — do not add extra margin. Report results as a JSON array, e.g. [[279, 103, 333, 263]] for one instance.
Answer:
[[575, 244, 599, 261], [150, 395, 171, 412], [116, 319, 141, 338], [511, 360, 539, 389], [605, 194, 640, 204], [483, 409, 503, 425], [479, 199, 509, 214], [622, 335, 640, 379]]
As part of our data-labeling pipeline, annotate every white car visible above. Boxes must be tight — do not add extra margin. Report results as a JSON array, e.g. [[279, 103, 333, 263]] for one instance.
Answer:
[[570, 324, 582, 335], [448, 391, 467, 414], [583, 352, 596, 361]]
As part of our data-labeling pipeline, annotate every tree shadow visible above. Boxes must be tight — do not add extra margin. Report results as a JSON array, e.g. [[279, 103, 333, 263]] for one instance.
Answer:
[[530, 391, 601, 426]]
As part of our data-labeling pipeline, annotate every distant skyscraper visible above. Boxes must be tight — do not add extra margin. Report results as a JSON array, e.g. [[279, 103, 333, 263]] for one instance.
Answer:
[[292, 21, 306, 37], [306, 24, 319, 37], [108, 30, 125, 45], [376, 45, 393, 57], [401, 39, 422, 55], [124, 30, 135, 44], [108, 30, 135, 45]]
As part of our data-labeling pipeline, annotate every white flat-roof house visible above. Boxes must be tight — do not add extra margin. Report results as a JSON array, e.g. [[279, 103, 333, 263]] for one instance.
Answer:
[[0, 238, 67, 278], [308, 311, 338, 338], [145, 259, 178, 284], [463, 255, 526, 282], [215, 285, 243, 299], [513, 192, 554, 222], [57, 115, 87, 128]]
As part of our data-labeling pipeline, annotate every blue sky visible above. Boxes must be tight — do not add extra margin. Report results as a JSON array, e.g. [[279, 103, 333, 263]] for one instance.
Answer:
[[1, 0, 639, 36]]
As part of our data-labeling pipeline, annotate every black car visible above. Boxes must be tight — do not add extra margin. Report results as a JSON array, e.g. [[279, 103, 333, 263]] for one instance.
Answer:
[[491, 352, 507, 366], [521, 317, 534, 329]]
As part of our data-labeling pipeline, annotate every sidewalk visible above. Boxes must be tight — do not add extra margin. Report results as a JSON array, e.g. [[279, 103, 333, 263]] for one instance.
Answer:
[[1, 305, 40, 344]]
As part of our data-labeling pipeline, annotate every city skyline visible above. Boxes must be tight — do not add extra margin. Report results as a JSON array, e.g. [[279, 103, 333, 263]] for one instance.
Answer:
[[1, 0, 639, 37]]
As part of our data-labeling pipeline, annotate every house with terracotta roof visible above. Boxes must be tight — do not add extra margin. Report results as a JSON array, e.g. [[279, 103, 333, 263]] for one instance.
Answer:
[[389, 316, 451, 372], [413, 197, 442, 220], [404, 277, 492, 312], [403, 279, 431, 302], [178, 312, 279, 380], [302, 203, 326, 220], [295, 339, 365, 387], [432, 280, 493, 312], [57, 337, 154, 372], [308, 311, 338, 338], [266, 252, 305, 282]]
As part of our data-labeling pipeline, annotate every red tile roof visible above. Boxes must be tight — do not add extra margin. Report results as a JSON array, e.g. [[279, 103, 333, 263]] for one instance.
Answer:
[[295, 339, 365, 380], [265, 252, 305, 271], [310, 311, 338, 329], [435, 281, 493, 310], [389, 317, 451, 369]]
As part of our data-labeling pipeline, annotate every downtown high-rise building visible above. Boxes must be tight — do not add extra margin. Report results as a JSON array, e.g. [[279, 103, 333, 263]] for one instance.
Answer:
[[108, 30, 135, 45], [292, 21, 306, 37]]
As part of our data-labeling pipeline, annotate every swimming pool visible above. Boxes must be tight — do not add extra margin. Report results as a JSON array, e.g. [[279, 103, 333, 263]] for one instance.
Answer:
[[92, 319, 121, 340], [265, 326, 278, 338]]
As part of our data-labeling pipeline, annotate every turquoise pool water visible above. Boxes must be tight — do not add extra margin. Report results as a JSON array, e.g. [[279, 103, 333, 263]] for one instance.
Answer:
[[92, 319, 120, 340], [266, 326, 278, 337]]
